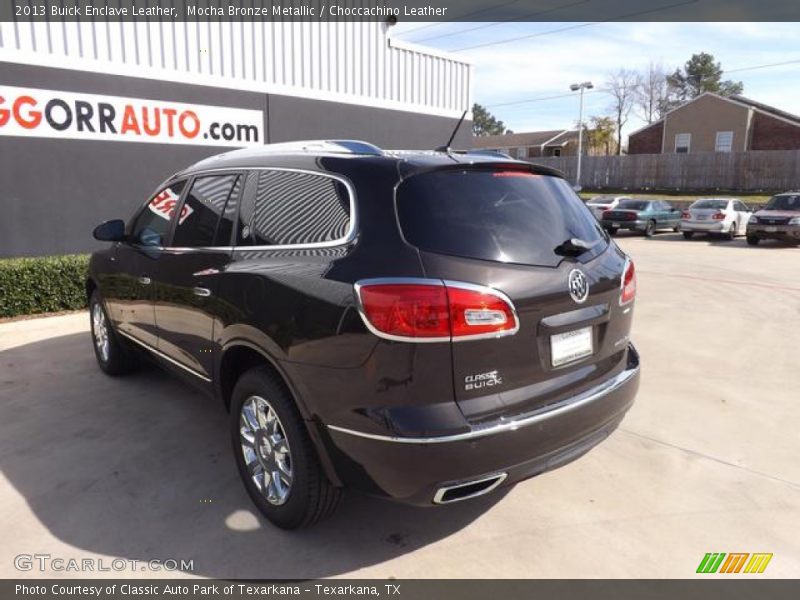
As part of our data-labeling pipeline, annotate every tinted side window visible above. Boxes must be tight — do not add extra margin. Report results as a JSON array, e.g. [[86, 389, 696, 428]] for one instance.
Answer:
[[130, 180, 187, 247], [172, 174, 239, 247], [237, 170, 351, 246]]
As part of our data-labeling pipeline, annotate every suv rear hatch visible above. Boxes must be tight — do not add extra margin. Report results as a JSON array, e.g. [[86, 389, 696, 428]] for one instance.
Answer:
[[395, 164, 635, 424]]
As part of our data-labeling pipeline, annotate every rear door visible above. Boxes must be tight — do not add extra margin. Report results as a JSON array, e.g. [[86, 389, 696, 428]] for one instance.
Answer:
[[150, 173, 242, 380], [661, 201, 680, 227], [396, 166, 634, 423]]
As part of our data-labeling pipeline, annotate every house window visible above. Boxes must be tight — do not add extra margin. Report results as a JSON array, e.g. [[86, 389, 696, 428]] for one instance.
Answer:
[[552, 148, 562, 157], [518, 147, 527, 159], [675, 133, 691, 154], [715, 131, 734, 153]]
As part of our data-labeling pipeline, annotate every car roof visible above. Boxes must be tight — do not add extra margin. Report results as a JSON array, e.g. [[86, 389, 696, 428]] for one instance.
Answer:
[[176, 140, 565, 180]]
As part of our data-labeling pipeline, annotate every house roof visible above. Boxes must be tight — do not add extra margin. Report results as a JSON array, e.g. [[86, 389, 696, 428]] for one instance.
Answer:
[[730, 95, 800, 126], [473, 129, 577, 148], [629, 92, 800, 139]]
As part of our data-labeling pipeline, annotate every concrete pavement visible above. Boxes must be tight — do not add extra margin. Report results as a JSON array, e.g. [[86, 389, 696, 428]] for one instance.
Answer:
[[0, 233, 798, 578]]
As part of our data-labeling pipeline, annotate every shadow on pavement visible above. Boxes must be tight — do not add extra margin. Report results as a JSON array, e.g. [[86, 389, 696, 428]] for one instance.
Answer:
[[0, 332, 505, 578]]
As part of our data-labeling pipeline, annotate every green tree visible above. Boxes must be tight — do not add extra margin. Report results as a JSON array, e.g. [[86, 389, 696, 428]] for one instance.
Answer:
[[585, 116, 617, 155], [666, 52, 744, 107], [472, 103, 510, 136]]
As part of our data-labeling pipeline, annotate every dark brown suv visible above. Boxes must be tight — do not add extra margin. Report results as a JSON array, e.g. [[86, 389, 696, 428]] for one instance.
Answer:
[[747, 192, 800, 245], [87, 140, 640, 529]]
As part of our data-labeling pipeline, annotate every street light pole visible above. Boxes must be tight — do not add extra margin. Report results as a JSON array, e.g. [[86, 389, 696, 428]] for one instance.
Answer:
[[570, 81, 594, 190]]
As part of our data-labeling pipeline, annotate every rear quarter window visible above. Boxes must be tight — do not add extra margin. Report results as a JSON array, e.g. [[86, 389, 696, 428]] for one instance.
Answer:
[[236, 169, 351, 247], [396, 169, 606, 268]]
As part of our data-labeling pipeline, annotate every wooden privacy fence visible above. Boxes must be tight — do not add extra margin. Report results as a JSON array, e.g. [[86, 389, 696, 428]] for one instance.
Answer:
[[526, 150, 800, 192]]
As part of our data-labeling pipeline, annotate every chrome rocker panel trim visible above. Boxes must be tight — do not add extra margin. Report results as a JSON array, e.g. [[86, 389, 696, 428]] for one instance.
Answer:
[[117, 330, 212, 382], [328, 362, 639, 444]]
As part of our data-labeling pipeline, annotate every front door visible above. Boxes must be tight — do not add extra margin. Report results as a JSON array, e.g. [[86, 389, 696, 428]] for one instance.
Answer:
[[151, 173, 243, 380], [104, 180, 188, 348]]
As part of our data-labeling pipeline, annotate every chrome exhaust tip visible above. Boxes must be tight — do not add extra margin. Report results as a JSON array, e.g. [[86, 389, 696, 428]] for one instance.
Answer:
[[433, 472, 507, 504]]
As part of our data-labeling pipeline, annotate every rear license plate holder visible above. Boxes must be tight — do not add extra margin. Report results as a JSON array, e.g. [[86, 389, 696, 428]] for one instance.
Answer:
[[551, 326, 593, 367], [765, 226, 777, 232]]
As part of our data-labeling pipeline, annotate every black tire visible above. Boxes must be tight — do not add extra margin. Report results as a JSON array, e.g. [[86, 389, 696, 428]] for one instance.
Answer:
[[644, 220, 656, 238], [607, 226, 618, 236], [682, 231, 694, 240], [746, 235, 760, 246], [89, 290, 138, 376], [673, 224, 681, 233], [230, 367, 341, 529]]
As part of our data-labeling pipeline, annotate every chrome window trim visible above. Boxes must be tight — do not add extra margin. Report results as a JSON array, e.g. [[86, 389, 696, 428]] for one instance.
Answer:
[[352, 277, 520, 344], [128, 167, 358, 253], [186, 166, 357, 252], [117, 330, 211, 383], [327, 361, 639, 444]]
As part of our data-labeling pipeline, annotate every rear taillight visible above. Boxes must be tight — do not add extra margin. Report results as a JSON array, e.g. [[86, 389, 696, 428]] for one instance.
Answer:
[[681, 211, 691, 220], [619, 260, 636, 306], [355, 279, 519, 342], [712, 211, 726, 220], [602, 210, 612, 219]]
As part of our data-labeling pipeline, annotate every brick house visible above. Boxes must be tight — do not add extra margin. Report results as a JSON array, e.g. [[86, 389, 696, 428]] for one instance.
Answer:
[[473, 129, 579, 159], [628, 92, 800, 154]]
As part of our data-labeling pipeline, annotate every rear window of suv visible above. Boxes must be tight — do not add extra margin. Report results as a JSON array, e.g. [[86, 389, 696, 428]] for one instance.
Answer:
[[396, 168, 606, 268]]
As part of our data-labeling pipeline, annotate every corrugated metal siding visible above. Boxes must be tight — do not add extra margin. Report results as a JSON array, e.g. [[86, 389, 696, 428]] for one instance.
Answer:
[[0, 9, 471, 118]]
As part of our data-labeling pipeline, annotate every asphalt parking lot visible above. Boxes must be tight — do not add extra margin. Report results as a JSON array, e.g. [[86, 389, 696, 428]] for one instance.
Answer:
[[0, 233, 798, 579]]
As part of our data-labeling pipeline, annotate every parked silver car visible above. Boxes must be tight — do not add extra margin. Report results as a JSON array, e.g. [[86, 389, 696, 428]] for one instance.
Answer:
[[681, 198, 752, 240], [585, 195, 632, 220]]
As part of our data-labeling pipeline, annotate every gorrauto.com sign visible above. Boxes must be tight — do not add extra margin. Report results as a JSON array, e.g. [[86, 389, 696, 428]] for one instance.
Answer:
[[0, 85, 264, 147]]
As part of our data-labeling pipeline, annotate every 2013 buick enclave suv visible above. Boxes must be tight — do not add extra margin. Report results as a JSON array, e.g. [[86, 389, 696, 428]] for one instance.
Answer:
[[87, 140, 640, 529]]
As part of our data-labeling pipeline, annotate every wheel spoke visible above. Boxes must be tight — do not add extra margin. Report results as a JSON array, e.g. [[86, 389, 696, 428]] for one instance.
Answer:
[[240, 428, 256, 448], [271, 435, 289, 457], [241, 444, 258, 466], [242, 401, 259, 432], [264, 407, 278, 435]]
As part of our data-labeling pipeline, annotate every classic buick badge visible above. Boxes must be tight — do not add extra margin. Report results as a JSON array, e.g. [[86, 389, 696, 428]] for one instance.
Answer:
[[568, 269, 589, 304]]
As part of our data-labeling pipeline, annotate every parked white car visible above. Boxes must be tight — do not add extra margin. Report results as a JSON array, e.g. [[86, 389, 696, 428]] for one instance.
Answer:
[[681, 198, 753, 240], [585, 195, 632, 220]]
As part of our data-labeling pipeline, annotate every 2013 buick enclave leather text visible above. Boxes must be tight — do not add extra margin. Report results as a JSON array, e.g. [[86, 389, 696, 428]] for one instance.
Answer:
[[87, 140, 640, 529]]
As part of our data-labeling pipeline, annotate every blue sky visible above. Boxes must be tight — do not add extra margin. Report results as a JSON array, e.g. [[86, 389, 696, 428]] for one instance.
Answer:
[[393, 22, 800, 142]]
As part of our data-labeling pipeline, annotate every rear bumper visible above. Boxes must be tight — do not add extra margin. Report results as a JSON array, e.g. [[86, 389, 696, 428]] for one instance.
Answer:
[[324, 344, 641, 505], [681, 221, 726, 232], [601, 219, 646, 232]]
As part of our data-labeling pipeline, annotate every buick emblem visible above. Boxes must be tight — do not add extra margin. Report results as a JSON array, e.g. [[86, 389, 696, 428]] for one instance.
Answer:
[[568, 269, 589, 304]]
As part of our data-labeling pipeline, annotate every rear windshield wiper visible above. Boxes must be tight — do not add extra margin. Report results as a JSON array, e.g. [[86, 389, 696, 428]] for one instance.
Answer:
[[554, 237, 597, 257]]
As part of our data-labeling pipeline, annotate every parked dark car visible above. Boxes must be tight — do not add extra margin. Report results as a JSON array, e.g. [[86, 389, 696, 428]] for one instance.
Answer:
[[87, 140, 640, 529], [746, 192, 800, 245], [601, 199, 682, 237]]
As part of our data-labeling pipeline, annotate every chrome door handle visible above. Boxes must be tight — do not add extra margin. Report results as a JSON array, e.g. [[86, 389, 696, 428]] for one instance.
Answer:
[[138, 276, 152, 285], [193, 287, 212, 297]]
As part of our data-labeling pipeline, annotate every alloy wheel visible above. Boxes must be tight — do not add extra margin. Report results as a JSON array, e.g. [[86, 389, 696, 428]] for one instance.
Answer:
[[239, 395, 293, 506], [91, 303, 110, 363]]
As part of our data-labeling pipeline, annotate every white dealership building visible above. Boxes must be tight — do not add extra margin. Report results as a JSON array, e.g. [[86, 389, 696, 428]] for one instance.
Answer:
[[0, 7, 472, 256]]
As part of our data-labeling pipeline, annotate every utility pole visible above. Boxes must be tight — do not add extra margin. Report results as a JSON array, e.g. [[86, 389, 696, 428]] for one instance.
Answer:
[[570, 81, 594, 190]]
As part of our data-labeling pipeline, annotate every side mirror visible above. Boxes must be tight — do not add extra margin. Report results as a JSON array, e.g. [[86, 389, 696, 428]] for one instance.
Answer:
[[93, 219, 126, 242]]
